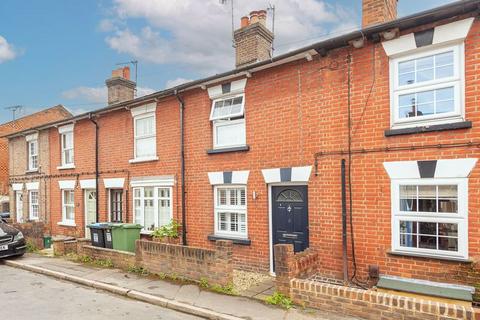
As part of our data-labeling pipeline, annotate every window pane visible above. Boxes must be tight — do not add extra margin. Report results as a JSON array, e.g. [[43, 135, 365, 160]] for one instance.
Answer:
[[438, 185, 458, 213], [419, 235, 437, 249], [136, 116, 154, 136], [399, 73, 415, 86], [417, 56, 433, 70], [212, 96, 244, 119], [417, 103, 434, 116], [136, 136, 156, 157], [438, 223, 458, 237], [436, 51, 453, 66], [400, 220, 417, 234], [230, 212, 238, 232], [399, 60, 414, 74], [134, 199, 142, 225], [66, 207, 74, 220], [418, 185, 436, 212], [218, 189, 227, 206], [416, 68, 434, 82], [400, 234, 417, 248], [400, 186, 417, 212], [438, 237, 458, 251], [144, 187, 154, 198], [229, 189, 238, 206], [218, 212, 227, 231], [215, 121, 246, 147], [144, 199, 155, 230], [418, 222, 436, 235], [436, 65, 453, 78]]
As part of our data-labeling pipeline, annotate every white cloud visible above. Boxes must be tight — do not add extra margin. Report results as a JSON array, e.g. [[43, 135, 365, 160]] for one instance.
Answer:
[[0, 36, 18, 63], [61, 85, 156, 104], [102, 0, 357, 74], [165, 77, 193, 89]]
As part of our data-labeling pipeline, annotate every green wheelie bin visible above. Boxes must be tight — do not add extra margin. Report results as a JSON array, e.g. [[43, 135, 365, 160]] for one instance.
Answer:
[[111, 223, 142, 252]]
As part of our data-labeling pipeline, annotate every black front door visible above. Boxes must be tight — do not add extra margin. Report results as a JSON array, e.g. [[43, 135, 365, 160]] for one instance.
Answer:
[[272, 186, 309, 269]]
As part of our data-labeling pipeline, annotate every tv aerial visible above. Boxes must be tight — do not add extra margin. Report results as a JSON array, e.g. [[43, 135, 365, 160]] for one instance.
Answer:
[[5, 105, 24, 121]]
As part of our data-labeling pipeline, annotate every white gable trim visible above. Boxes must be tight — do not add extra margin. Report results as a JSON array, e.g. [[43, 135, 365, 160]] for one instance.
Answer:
[[130, 103, 156, 117], [59, 180, 75, 189]]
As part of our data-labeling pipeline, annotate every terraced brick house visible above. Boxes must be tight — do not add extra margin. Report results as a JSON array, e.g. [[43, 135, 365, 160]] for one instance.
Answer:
[[1, 105, 71, 216], [8, 0, 480, 303]]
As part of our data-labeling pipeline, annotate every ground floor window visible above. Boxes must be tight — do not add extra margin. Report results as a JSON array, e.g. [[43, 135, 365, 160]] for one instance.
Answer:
[[109, 189, 123, 222], [392, 178, 467, 259], [214, 186, 247, 238], [133, 186, 172, 231], [62, 189, 75, 225], [29, 190, 39, 220]]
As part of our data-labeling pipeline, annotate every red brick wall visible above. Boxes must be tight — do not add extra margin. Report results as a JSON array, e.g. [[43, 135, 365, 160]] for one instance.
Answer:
[[45, 15, 480, 291]]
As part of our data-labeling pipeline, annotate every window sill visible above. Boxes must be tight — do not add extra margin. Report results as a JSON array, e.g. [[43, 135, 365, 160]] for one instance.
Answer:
[[129, 156, 159, 164], [57, 164, 75, 170], [385, 121, 472, 137], [207, 234, 251, 245], [206, 145, 250, 155], [57, 222, 76, 227], [387, 250, 472, 263], [26, 169, 39, 174]]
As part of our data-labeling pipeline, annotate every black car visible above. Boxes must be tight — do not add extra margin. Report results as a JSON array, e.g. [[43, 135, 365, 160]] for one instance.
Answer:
[[0, 219, 26, 258]]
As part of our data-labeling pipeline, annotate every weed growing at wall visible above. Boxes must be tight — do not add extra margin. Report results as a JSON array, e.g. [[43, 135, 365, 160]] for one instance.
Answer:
[[265, 292, 293, 310]]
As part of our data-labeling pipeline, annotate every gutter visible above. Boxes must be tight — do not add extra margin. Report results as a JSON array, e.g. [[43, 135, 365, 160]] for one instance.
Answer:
[[4, 0, 479, 140], [88, 113, 100, 223], [174, 90, 187, 246]]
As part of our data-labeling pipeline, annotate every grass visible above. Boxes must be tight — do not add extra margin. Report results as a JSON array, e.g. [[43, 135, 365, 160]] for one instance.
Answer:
[[127, 265, 150, 276], [264, 292, 294, 310], [26, 240, 39, 253], [65, 253, 113, 268]]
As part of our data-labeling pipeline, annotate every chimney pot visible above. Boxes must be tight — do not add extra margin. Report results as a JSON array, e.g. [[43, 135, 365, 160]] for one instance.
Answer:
[[257, 10, 267, 26], [240, 16, 250, 28], [249, 11, 259, 24]]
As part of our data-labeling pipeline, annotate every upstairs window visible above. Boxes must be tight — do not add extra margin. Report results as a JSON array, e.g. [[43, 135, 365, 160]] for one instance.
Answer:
[[214, 186, 247, 238], [210, 94, 246, 149], [134, 113, 156, 159], [58, 124, 74, 168], [391, 44, 464, 128], [28, 139, 38, 171]]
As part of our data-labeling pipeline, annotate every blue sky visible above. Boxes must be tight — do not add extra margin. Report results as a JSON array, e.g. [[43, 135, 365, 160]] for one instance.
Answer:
[[0, 0, 455, 124]]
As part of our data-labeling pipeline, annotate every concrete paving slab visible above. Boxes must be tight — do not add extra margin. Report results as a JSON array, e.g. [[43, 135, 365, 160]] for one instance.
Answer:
[[175, 284, 201, 304], [195, 290, 287, 320], [128, 279, 181, 300]]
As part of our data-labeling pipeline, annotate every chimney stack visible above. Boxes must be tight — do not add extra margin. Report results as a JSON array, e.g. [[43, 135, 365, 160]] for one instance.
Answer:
[[105, 66, 136, 105], [233, 10, 273, 68], [362, 0, 398, 28]]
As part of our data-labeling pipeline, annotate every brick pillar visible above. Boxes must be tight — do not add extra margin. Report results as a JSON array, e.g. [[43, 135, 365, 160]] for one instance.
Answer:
[[215, 240, 234, 285], [52, 238, 65, 256], [76, 238, 90, 256], [274, 244, 294, 295]]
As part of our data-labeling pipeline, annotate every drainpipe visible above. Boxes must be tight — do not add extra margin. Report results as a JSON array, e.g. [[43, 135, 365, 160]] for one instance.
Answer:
[[88, 113, 99, 223], [174, 90, 187, 246], [341, 159, 348, 283]]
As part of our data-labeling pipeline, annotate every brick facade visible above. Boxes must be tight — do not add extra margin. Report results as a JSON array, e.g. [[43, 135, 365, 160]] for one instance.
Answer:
[[1, 105, 71, 196], [362, 0, 397, 28], [9, 4, 480, 302]]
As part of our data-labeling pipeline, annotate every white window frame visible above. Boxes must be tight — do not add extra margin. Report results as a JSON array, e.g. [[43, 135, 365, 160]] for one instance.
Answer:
[[213, 185, 248, 239], [132, 112, 158, 163], [28, 139, 39, 171], [60, 130, 74, 168], [28, 190, 39, 220], [133, 186, 173, 232], [390, 43, 465, 129], [210, 93, 246, 149], [391, 178, 468, 260], [61, 189, 75, 226]]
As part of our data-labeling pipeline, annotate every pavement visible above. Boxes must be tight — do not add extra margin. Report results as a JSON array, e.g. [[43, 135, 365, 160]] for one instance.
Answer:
[[1, 254, 359, 320], [0, 264, 202, 320]]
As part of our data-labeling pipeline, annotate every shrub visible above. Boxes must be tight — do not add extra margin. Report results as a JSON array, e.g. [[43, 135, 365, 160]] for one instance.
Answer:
[[151, 220, 181, 239], [26, 240, 39, 253]]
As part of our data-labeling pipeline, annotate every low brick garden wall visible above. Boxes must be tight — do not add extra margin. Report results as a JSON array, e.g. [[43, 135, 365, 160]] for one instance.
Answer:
[[52, 238, 234, 287], [136, 239, 233, 286], [274, 244, 480, 320], [11, 221, 46, 249]]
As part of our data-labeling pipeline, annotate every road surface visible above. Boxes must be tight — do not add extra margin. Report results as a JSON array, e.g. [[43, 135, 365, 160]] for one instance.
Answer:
[[0, 264, 203, 320]]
